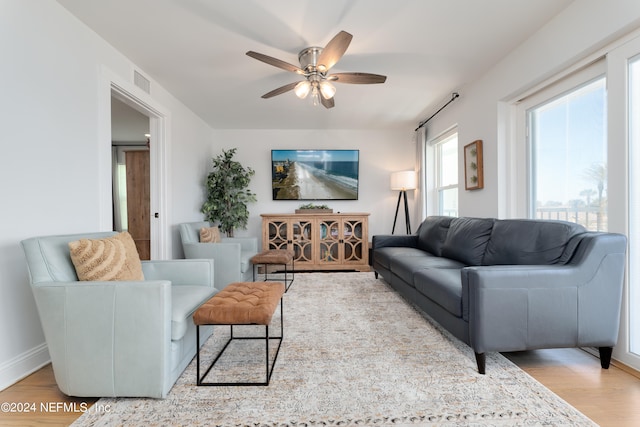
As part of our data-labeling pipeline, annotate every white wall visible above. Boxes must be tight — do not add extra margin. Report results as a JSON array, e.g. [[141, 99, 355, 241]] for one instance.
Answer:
[[0, 1, 214, 390], [207, 129, 416, 249], [425, 0, 640, 218]]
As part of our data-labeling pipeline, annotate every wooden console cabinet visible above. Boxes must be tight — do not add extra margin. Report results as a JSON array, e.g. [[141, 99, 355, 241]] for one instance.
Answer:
[[261, 213, 370, 271]]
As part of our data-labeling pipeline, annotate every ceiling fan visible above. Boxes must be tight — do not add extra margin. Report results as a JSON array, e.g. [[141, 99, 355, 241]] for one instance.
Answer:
[[246, 31, 386, 109]]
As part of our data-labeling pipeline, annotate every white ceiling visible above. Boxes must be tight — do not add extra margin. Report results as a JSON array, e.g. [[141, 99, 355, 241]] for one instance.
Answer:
[[57, 0, 573, 131]]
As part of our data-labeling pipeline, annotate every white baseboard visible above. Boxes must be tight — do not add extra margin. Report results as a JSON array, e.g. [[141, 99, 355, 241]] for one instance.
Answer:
[[0, 343, 50, 391]]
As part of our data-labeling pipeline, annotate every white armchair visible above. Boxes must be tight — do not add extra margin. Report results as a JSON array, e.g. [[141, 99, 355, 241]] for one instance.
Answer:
[[179, 221, 258, 289], [21, 232, 217, 398]]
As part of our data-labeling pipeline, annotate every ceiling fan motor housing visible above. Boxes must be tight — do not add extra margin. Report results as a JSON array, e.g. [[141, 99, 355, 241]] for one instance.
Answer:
[[298, 47, 325, 75]]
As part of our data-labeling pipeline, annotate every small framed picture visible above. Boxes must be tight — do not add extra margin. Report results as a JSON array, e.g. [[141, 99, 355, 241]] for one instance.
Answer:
[[464, 140, 484, 190]]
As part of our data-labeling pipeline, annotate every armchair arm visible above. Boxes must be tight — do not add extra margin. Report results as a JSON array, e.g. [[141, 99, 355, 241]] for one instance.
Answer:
[[142, 259, 214, 288], [221, 236, 258, 253], [32, 280, 172, 398], [182, 242, 246, 288], [464, 232, 626, 354]]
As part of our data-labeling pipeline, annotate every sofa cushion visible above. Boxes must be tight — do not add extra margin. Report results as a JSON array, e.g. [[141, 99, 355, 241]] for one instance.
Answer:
[[390, 254, 466, 286], [413, 268, 464, 317], [482, 219, 586, 265], [441, 217, 494, 265], [373, 247, 428, 270], [171, 285, 217, 341], [417, 216, 454, 256]]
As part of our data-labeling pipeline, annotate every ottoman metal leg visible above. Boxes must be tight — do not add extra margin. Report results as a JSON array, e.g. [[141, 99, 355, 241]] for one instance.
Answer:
[[196, 297, 284, 386], [253, 259, 294, 292], [250, 250, 295, 292]]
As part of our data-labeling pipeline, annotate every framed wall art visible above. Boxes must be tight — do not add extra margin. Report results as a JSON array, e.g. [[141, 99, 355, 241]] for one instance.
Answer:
[[464, 140, 484, 190]]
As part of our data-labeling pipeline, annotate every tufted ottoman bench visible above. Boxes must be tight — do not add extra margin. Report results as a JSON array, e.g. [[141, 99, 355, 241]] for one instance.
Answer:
[[251, 249, 295, 291], [193, 281, 285, 386]]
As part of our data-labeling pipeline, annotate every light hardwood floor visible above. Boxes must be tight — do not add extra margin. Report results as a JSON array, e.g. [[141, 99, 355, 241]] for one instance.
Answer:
[[505, 348, 640, 426], [0, 364, 97, 427], [1, 349, 639, 426]]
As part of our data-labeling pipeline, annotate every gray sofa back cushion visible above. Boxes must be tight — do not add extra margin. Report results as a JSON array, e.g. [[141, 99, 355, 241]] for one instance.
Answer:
[[417, 216, 454, 256], [482, 219, 586, 265], [441, 217, 495, 265]]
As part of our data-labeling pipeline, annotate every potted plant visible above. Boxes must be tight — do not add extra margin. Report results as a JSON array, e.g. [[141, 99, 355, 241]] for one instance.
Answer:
[[295, 203, 333, 214], [201, 148, 256, 237]]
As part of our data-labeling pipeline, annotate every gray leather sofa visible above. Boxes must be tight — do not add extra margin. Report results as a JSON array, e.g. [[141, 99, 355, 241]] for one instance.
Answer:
[[372, 216, 627, 374], [21, 232, 217, 398]]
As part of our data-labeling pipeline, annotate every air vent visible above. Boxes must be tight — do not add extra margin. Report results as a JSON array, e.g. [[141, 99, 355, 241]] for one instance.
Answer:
[[133, 70, 150, 94]]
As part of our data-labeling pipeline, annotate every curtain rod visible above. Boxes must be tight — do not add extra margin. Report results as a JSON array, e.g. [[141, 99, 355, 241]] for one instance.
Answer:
[[414, 92, 460, 132]]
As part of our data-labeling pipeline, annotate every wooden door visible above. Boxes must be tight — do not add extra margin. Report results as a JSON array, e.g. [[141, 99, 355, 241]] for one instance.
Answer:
[[125, 150, 150, 260]]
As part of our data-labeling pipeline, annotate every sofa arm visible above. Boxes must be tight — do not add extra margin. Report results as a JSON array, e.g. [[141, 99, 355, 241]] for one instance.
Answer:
[[464, 240, 626, 354], [142, 259, 214, 288], [372, 234, 418, 249], [32, 280, 172, 398]]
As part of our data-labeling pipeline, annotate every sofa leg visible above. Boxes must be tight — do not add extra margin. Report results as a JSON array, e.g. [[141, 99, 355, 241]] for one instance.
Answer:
[[475, 352, 486, 374], [599, 346, 613, 369]]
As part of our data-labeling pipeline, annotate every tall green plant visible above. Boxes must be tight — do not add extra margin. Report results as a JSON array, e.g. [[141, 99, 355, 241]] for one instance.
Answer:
[[201, 148, 256, 237]]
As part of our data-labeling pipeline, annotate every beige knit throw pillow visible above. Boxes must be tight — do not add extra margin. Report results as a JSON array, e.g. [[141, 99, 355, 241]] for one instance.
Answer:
[[200, 226, 221, 243], [69, 231, 144, 281]]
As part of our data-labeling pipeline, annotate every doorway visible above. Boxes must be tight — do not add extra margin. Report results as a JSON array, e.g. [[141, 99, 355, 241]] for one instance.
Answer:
[[99, 71, 169, 260], [111, 97, 151, 259]]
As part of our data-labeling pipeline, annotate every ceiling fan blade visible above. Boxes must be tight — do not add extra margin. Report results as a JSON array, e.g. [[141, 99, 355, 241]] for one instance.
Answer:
[[261, 81, 299, 99], [328, 72, 387, 84], [246, 51, 304, 75], [321, 95, 335, 109], [317, 31, 353, 72]]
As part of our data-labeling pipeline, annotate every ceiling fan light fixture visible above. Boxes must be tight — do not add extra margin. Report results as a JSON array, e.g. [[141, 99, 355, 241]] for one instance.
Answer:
[[319, 80, 336, 99], [294, 80, 311, 99]]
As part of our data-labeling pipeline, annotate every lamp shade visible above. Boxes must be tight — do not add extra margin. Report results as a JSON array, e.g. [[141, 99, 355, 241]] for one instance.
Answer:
[[295, 80, 311, 99], [319, 81, 336, 99], [390, 170, 417, 190]]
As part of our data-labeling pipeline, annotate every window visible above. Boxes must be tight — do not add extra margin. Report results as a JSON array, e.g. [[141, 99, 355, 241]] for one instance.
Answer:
[[430, 129, 458, 216], [628, 54, 640, 355], [607, 32, 640, 373], [526, 75, 607, 231], [512, 34, 640, 375]]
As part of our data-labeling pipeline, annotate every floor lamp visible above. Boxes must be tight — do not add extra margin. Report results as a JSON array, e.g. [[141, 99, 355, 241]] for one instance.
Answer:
[[390, 171, 417, 234]]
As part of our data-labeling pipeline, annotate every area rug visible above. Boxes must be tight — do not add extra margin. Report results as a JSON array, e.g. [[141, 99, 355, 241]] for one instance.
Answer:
[[72, 272, 595, 426]]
